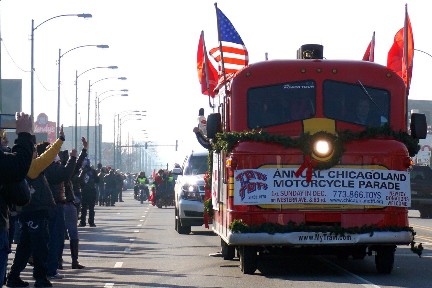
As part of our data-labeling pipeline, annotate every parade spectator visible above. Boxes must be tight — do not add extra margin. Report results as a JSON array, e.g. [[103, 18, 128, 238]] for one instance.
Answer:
[[97, 165, 108, 206], [0, 113, 34, 287], [62, 137, 87, 269], [115, 170, 125, 203], [43, 140, 77, 279], [7, 125, 65, 288], [78, 159, 99, 227], [103, 168, 116, 206]]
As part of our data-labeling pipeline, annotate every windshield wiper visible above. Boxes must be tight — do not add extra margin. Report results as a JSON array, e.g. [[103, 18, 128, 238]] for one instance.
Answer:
[[357, 80, 387, 117]]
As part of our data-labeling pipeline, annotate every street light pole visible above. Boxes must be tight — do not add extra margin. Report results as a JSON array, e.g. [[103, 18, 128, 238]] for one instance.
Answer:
[[57, 44, 109, 137], [87, 76, 127, 159], [74, 65, 118, 148], [31, 13, 92, 120], [97, 92, 128, 164]]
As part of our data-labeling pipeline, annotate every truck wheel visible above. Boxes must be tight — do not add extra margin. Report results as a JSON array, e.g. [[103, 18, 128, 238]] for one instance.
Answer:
[[239, 246, 257, 274], [419, 207, 431, 219], [221, 239, 235, 260], [375, 246, 395, 274]]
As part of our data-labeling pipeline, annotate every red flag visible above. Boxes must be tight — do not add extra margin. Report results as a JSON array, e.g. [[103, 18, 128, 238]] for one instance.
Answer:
[[362, 31, 375, 62], [197, 31, 218, 97], [209, 5, 248, 84], [387, 4, 414, 91]]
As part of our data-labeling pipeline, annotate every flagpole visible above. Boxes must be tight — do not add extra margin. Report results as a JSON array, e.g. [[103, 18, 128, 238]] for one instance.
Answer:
[[214, 2, 229, 128], [214, 3, 228, 92]]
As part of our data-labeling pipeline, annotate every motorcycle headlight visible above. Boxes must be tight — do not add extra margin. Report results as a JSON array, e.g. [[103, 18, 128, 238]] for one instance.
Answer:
[[180, 184, 202, 201]]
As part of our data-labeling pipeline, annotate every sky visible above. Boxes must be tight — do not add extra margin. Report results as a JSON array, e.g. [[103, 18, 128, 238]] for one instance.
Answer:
[[1, 0, 431, 166]]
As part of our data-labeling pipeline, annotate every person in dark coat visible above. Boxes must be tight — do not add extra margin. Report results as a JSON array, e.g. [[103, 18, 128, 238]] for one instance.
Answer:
[[7, 125, 64, 288], [42, 140, 77, 279], [0, 113, 34, 287], [78, 159, 99, 227], [62, 137, 87, 269]]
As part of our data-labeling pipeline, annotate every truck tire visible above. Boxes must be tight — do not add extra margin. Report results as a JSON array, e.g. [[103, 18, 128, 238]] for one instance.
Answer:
[[375, 246, 395, 274], [239, 246, 257, 274], [419, 206, 432, 219], [221, 239, 235, 260]]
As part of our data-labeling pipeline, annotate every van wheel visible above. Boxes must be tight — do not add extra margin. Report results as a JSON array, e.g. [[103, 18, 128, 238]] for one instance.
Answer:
[[174, 208, 179, 231], [221, 239, 235, 260], [239, 246, 257, 274], [375, 246, 395, 274]]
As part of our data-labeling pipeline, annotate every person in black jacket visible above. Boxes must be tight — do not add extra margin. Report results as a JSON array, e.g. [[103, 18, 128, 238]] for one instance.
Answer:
[[78, 159, 99, 227], [0, 112, 34, 288], [7, 123, 64, 288], [42, 140, 77, 279], [62, 137, 87, 269]]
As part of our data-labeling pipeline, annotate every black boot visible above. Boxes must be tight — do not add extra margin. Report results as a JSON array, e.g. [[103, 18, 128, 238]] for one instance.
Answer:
[[70, 239, 85, 269]]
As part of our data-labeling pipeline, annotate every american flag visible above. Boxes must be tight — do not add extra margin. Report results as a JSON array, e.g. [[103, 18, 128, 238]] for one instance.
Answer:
[[209, 6, 248, 76]]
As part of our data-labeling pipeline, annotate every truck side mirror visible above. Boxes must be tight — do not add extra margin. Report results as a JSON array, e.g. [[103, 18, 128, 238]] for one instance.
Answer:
[[410, 113, 427, 139], [207, 113, 222, 139]]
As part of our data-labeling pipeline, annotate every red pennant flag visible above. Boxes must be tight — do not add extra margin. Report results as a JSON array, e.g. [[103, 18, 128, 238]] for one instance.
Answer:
[[197, 31, 218, 97], [387, 4, 414, 92], [362, 31, 375, 62]]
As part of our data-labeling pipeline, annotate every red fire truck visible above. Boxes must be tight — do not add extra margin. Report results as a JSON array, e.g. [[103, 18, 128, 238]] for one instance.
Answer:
[[205, 44, 426, 274]]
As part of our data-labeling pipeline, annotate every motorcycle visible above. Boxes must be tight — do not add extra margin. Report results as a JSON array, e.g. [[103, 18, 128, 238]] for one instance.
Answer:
[[134, 184, 149, 203], [152, 183, 175, 208], [139, 184, 149, 204]]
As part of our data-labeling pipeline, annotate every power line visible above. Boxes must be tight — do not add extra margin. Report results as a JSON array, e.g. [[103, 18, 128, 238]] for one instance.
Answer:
[[1, 37, 29, 73]]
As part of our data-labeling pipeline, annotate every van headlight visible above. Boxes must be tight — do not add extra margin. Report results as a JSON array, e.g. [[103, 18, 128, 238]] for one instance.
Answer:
[[180, 184, 202, 201]]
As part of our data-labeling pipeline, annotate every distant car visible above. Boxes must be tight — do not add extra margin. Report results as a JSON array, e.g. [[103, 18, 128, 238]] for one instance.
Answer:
[[174, 151, 209, 234], [410, 165, 432, 218]]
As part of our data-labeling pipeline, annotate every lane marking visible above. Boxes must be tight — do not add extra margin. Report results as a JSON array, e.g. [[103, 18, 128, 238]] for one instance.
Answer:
[[104, 283, 114, 288], [114, 262, 123, 268], [319, 257, 381, 288], [137, 224, 142, 227], [139, 219, 144, 222], [129, 238, 135, 242], [134, 230, 139, 233]]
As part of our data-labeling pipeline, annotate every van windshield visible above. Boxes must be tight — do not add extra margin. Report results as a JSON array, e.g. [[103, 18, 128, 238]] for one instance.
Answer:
[[184, 155, 208, 175]]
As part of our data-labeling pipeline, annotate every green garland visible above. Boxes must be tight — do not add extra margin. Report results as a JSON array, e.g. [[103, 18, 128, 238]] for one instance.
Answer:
[[204, 198, 213, 218], [229, 219, 423, 256], [211, 124, 420, 170]]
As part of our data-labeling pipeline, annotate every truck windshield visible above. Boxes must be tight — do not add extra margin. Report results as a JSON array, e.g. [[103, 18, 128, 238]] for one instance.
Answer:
[[323, 80, 390, 127], [247, 80, 316, 128]]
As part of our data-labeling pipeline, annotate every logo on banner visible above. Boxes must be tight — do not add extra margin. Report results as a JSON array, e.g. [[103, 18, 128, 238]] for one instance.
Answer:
[[235, 170, 268, 200]]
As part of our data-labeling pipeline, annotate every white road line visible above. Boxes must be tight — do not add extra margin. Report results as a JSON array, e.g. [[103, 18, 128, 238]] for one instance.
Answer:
[[141, 215, 146, 217], [320, 258, 380, 288], [134, 230, 139, 233], [104, 283, 114, 287], [139, 219, 144, 222], [129, 238, 135, 242], [137, 224, 142, 227], [114, 262, 123, 268]]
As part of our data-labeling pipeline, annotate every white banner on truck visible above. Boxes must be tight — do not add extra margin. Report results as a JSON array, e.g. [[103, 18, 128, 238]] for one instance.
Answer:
[[233, 168, 410, 207]]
